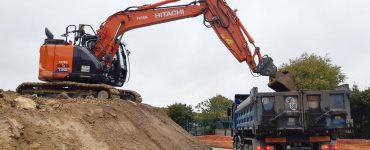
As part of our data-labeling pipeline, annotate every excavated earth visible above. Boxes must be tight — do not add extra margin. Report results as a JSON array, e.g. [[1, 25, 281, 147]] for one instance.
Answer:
[[0, 89, 209, 150]]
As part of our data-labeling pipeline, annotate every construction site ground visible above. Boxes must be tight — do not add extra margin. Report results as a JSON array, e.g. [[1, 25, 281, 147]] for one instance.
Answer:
[[0, 90, 209, 150], [196, 135, 370, 150]]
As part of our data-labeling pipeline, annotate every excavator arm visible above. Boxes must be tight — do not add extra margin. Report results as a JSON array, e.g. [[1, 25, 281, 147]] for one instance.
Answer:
[[93, 0, 277, 76]]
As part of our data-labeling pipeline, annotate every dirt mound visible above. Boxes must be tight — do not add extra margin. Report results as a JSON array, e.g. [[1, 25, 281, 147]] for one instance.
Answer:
[[0, 91, 209, 150]]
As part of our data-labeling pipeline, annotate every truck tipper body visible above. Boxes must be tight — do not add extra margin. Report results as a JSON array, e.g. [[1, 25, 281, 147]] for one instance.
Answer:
[[231, 87, 352, 150]]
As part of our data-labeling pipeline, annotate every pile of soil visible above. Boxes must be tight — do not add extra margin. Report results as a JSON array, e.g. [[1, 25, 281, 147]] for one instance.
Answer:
[[0, 90, 209, 150]]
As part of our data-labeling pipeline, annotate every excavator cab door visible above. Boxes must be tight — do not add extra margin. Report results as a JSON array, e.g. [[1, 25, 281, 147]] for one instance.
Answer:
[[108, 43, 129, 87]]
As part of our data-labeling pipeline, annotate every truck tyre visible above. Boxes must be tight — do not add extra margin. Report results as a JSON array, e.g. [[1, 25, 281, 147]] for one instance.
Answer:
[[242, 144, 251, 150], [234, 136, 242, 150], [242, 144, 248, 150]]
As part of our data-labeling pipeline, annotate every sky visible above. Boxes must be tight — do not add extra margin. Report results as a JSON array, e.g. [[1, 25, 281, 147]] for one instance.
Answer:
[[0, 0, 369, 107]]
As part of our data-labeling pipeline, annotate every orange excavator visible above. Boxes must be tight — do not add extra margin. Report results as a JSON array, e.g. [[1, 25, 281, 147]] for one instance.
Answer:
[[17, 0, 292, 102]]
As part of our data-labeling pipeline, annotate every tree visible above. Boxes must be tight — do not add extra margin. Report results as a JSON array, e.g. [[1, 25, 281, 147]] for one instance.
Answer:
[[195, 94, 233, 118], [166, 103, 194, 131], [350, 85, 370, 138], [195, 95, 233, 132], [280, 53, 346, 90]]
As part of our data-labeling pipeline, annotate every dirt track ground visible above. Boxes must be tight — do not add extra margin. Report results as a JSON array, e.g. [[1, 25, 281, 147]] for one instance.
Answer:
[[197, 135, 370, 150], [0, 90, 209, 150]]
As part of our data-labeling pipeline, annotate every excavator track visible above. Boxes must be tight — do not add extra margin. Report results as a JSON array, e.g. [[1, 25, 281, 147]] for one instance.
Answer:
[[16, 81, 142, 103]]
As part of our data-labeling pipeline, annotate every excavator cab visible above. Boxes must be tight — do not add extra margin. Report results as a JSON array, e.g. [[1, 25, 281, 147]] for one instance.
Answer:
[[39, 25, 129, 87]]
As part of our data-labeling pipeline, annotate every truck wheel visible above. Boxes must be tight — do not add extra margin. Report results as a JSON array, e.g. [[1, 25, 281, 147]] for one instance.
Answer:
[[242, 144, 250, 150], [233, 142, 238, 150], [234, 136, 241, 150]]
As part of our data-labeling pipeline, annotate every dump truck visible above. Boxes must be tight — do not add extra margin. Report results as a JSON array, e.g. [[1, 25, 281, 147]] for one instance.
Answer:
[[231, 87, 352, 150]]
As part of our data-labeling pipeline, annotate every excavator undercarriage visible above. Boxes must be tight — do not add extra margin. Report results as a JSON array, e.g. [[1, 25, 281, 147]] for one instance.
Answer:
[[16, 82, 142, 102]]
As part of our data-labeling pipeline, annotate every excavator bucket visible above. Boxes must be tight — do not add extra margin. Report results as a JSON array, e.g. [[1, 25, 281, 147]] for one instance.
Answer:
[[268, 71, 297, 92]]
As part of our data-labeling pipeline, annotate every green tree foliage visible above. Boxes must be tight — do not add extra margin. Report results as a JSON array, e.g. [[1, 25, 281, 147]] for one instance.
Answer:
[[280, 53, 346, 90], [194, 112, 215, 135], [350, 86, 370, 138], [166, 103, 194, 131], [195, 95, 233, 130]]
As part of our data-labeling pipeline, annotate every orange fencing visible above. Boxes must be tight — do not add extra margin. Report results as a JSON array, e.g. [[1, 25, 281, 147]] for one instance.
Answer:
[[337, 139, 370, 150], [195, 135, 233, 149]]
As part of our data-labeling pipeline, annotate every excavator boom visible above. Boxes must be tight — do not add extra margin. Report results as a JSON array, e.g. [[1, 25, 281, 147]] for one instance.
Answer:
[[93, 0, 277, 76]]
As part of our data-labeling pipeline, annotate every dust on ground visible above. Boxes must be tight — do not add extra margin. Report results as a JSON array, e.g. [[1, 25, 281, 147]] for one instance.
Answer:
[[197, 135, 370, 150], [0, 90, 209, 150]]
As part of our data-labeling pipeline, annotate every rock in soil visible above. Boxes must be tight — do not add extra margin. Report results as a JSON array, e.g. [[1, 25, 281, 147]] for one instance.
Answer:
[[14, 96, 37, 109]]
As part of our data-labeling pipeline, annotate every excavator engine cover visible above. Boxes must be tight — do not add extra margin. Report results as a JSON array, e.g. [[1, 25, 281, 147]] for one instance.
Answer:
[[268, 71, 297, 92]]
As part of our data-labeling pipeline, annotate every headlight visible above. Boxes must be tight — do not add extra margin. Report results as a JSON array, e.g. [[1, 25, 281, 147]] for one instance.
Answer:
[[285, 96, 298, 111]]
